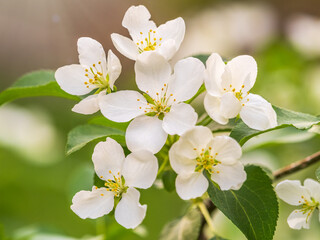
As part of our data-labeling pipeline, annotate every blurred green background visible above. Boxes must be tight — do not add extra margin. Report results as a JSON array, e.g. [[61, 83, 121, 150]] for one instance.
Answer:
[[0, 0, 320, 239]]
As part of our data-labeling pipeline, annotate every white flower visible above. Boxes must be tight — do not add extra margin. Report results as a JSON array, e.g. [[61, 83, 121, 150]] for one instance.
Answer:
[[99, 52, 205, 154], [275, 178, 320, 230], [71, 138, 158, 229], [169, 126, 246, 200], [203, 53, 277, 130], [55, 37, 121, 114], [111, 5, 185, 61]]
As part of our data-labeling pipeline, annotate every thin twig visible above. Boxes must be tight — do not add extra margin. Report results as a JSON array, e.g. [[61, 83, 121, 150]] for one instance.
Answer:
[[273, 151, 320, 180]]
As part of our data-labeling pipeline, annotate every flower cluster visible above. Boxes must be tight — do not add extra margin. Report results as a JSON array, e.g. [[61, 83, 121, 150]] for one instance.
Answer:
[[55, 5, 278, 229]]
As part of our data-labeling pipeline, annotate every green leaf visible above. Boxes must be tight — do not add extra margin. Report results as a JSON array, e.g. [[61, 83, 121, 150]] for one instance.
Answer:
[[230, 106, 320, 145], [316, 166, 320, 182], [159, 207, 202, 240], [94, 173, 106, 188], [88, 116, 129, 131], [210, 236, 229, 240], [162, 170, 177, 192], [193, 54, 209, 64], [66, 124, 125, 155], [0, 70, 79, 105], [207, 165, 278, 240]]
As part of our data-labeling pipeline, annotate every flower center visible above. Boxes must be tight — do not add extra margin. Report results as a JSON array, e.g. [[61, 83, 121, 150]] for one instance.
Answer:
[[136, 29, 163, 53], [194, 147, 220, 173], [103, 170, 127, 198], [83, 62, 110, 91], [298, 195, 319, 222], [223, 84, 249, 106]]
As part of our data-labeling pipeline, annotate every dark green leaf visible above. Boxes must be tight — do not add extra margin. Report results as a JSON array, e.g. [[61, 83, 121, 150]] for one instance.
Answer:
[[230, 106, 320, 145], [207, 165, 278, 240], [193, 54, 209, 64], [0, 70, 79, 105], [159, 207, 202, 240], [66, 124, 125, 155], [316, 166, 320, 182], [162, 170, 177, 192]]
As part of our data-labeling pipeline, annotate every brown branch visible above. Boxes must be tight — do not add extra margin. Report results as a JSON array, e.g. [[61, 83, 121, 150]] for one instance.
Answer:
[[273, 151, 320, 180], [198, 151, 320, 240]]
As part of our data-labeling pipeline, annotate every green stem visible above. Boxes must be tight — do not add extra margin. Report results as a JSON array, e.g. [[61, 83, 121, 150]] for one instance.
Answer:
[[197, 115, 212, 126], [198, 202, 215, 236], [185, 84, 206, 104], [157, 156, 169, 177]]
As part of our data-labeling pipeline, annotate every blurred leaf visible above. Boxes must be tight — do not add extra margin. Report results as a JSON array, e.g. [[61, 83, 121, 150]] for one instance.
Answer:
[[162, 170, 177, 192], [230, 106, 320, 145], [66, 124, 125, 155], [94, 173, 106, 188], [210, 236, 229, 240], [207, 165, 278, 240], [193, 54, 209, 64], [316, 167, 320, 182], [159, 207, 202, 240], [88, 116, 129, 131], [0, 70, 79, 105]]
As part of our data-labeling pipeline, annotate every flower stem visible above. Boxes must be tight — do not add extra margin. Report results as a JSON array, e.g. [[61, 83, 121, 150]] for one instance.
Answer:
[[198, 201, 215, 235], [157, 156, 169, 177], [185, 84, 206, 104]]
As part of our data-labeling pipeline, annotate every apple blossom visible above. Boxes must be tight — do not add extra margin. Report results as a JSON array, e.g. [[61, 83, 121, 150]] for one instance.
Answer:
[[111, 5, 185, 61], [169, 126, 246, 200], [275, 178, 320, 230], [204, 53, 277, 130], [71, 137, 158, 229], [55, 37, 121, 114], [99, 52, 205, 154]]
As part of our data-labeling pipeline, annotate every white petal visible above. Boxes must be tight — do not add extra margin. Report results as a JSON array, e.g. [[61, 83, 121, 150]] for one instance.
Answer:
[[77, 37, 107, 70], [169, 140, 197, 175], [71, 187, 114, 219], [205, 53, 225, 96], [134, 52, 171, 98], [162, 103, 197, 135], [72, 94, 100, 115], [240, 93, 277, 130], [204, 94, 228, 125], [175, 172, 208, 200], [122, 5, 153, 35], [122, 150, 158, 189], [157, 17, 185, 52], [92, 137, 125, 180], [220, 92, 241, 119], [211, 162, 246, 190], [208, 136, 242, 165], [107, 50, 121, 88], [99, 90, 146, 122], [275, 180, 311, 206], [55, 64, 93, 95], [181, 126, 213, 150], [287, 209, 311, 229], [155, 39, 177, 61], [304, 178, 320, 202], [222, 55, 257, 91], [126, 116, 167, 154], [115, 187, 147, 229], [167, 57, 205, 102], [111, 33, 139, 60]]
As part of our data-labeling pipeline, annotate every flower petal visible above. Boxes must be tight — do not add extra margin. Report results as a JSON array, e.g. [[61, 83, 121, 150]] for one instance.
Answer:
[[167, 57, 205, 102], [204, 94, 228, 125], [275, 180, 311, 206], [72, 92, 105, 115], [303, 178, 320, 202], [99, 90, 146, 122], [111, 33, 140, 60], [211, 162, 246, 190], [71, 187, 114, 219], [222, 55, 257, 91], [240, 93, 277, 130], [55, 64, 93, 95], [208, 136, 242, 165], [92, 137, 125, 180], [122, 150, 158, 189], [134, 52, 171, 98], [169, 140, 197, 175], [77, 37, 107, 70], [287, 209, 311, 229], [182, 126, 213, 150], [107, 50, 121, 88], [157, 17, 185, 52], [155, 39, 177, 61], [126, 116, 167, 154], [162, 103, 198, 135], [175, 172, 208, 200], [205, 53, 225, 96], [115, 187, 147, 229], [220, 92, 241, 119]]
